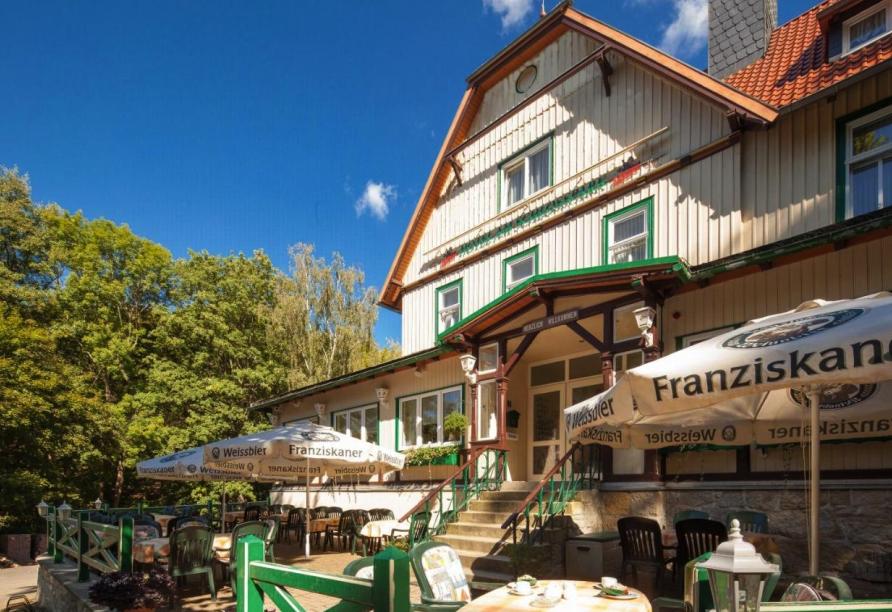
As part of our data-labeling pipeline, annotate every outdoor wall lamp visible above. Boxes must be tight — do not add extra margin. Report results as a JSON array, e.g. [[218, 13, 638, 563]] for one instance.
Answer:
[[459, 354, 477, 385], [93, 497, 103, 510], [36, 500, 48, 517], [633, 305, 657, 348], [698, 519, 779, 612], [314, 403, 327, 418], [375, 387, 389, 402], [57, 502, 72, 522]]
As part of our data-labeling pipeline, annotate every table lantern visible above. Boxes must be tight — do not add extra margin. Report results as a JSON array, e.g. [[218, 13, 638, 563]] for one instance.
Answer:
[[93, 497, 103, 510], [697, 519, 778, 612], [36, 500, 48, 517], [57, 501, 72, 521]]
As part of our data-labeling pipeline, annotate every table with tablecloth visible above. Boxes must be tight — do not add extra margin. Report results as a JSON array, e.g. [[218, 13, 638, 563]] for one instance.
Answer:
[[133, 534, 233, 564], [460, 581, 651, 612], [359, 519, 410, 539]]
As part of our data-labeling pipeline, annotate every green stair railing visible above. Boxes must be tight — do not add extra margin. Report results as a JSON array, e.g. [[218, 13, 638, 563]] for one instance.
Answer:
[[399, 445, 507, 536], [236, 535, 410, 612], [501, 442, 602, 545]]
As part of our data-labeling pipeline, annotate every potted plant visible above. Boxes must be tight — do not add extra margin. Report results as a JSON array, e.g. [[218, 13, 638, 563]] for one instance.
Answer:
[[443, 411, 469, 445], [88, 569, 176, 612]]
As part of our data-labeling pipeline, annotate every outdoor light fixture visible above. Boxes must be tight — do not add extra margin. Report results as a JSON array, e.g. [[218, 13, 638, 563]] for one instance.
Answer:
[[314, 403, 327, 418], [36, 500, 48, 518], [57, 502, 72, 522], [633, 305, 657, 348], [93, 497, 103, 510], [375, 387, 389, 402], [698, 519, 779, 612], [459, 354, 477, 384]]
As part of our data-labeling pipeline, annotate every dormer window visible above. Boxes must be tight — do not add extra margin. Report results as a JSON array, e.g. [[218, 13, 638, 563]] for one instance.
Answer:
[[843, 2, 891, 55], [500, 138, 552, 210]]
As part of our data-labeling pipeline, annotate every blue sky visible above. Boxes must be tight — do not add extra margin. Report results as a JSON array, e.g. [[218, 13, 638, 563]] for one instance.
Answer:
[[1, 0, 815, 345]]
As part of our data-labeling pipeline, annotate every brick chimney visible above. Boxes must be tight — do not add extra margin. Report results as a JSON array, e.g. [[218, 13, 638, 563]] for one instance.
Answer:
[[708, 0, 777, 79]]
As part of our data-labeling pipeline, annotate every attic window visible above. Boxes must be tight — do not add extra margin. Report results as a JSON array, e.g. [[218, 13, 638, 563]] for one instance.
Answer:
[[843, 2, 891, 55], [515, 65, 537, 93]]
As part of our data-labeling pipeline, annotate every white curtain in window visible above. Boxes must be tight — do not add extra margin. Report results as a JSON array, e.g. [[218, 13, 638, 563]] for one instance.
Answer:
[[528, 146, 550, 194], [506, 166, 524, 206]]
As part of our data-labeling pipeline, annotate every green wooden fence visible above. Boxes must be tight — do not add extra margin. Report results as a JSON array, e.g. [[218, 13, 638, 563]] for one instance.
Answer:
[[46, 509, 133, 580], [236, 535, 410, 612]]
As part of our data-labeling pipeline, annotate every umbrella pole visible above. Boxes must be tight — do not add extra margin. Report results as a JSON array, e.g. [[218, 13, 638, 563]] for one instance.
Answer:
[[808, 385, 822, 576], [221, 491, 226, 534], [305, 458, 311, 558]]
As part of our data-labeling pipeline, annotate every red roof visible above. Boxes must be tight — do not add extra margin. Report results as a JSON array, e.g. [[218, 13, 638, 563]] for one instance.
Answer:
[[726, 0, 892, 108]]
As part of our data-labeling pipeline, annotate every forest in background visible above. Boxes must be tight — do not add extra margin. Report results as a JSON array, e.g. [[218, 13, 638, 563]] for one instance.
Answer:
[[0, 168, 398, 532]]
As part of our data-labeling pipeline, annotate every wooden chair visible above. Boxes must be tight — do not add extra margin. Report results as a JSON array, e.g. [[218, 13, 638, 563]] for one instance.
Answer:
[[168, 525, 216, 601], [674, 518, 727, 578], [391, 511, 432, 547], [617, 517, 674, 592], [725, 510, 768, 534], [673, 510, 708, 525]]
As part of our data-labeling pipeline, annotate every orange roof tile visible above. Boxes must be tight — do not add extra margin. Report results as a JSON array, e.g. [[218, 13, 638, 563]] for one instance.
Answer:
[[726, 0, 892, 108]]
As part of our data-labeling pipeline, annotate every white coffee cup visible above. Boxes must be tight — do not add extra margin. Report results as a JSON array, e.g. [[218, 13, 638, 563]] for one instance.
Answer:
[[515, 581, 532, 594], [602, 576, 618, 588]]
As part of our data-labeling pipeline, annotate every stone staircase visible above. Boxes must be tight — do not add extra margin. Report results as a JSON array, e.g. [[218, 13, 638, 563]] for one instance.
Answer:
[[432, 481, 537, 583]]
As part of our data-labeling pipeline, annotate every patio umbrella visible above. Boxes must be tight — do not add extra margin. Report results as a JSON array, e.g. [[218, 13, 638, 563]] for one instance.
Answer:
[[137, 447, 264, 533], [566, 291, 892, 574], [203, 421, 405, 557]]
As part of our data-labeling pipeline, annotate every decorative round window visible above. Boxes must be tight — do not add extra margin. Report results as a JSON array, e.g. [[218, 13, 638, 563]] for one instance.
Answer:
[[515, 64, 538, 93]]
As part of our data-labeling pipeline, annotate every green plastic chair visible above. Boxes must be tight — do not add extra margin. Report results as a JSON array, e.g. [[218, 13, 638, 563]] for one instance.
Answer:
[[673, 510, 709, 525], [228, 520, 268, 591], [391, 511, 432, 547], [409, 541, 503, 610], [344, 555, 459, 612], [725, 511, 768, 534], [168, 525, 216, 601]]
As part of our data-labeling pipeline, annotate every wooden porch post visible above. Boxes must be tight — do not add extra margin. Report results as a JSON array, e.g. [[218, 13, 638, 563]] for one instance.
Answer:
[[496, 376, 509, 448]]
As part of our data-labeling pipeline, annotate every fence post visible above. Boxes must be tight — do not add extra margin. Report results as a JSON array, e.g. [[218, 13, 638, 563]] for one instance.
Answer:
[[372, 547, 410, 612], [78, 511, 89, 582], [235, 535, 264, 612], [119, 517, 133, 573], [53, 511, 63, 564]]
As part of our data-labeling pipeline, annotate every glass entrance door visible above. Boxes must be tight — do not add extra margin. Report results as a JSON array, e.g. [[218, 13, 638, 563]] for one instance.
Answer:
[[529, 385, 564, 478]]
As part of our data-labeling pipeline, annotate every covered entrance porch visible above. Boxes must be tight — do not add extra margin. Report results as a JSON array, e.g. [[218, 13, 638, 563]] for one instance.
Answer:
[[438, 257, 688, 481]]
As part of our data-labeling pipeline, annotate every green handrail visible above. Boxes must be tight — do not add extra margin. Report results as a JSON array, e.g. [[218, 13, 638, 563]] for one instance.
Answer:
[[502, 442, 602, 545], [236, 535, 411, 612], [399, 446, 507, 536], [44, 509, 133, 578]]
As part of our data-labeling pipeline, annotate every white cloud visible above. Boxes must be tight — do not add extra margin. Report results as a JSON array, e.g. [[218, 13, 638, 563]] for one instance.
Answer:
[[355, 181, 396, 221], [483, 0, 536, 31], [659, 0, 708, 59]]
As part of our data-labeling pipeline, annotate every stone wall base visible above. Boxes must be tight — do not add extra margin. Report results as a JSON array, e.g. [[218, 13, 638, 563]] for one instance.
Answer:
[[568, 483, 892, 598], [36, 556, 108, 612]]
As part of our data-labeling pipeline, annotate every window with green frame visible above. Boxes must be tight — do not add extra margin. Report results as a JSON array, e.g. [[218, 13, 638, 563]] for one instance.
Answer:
[[602, 197, 654, 265], [499, 135, 554, 211], [396, 385, 463, 450], [331, 404, 378, 445], [502, 246, 539, 292], [435, 279, 462, 338]]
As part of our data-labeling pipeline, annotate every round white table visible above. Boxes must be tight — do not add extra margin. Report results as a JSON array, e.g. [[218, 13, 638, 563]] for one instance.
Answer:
[[359, 519, 410, 538], [459, 581, 651, 612]]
